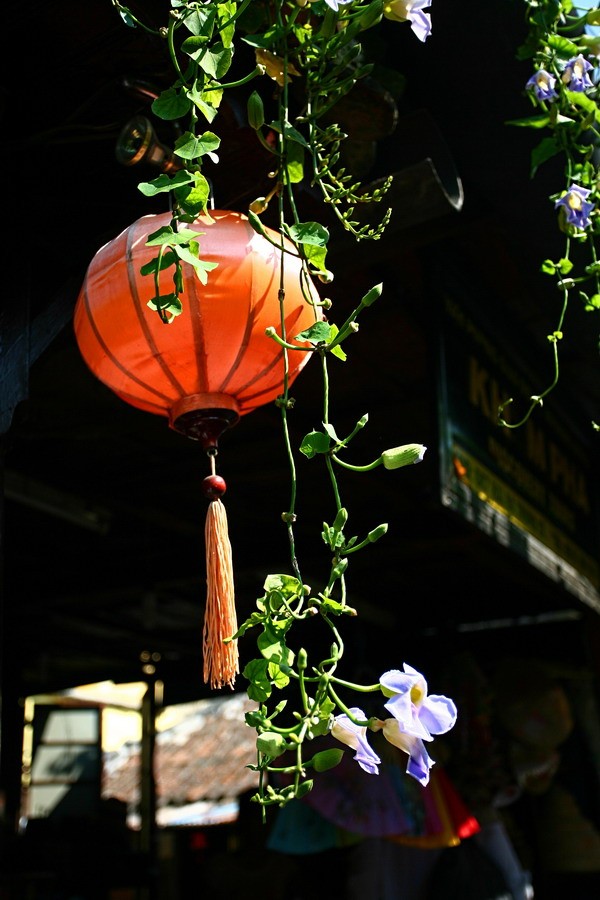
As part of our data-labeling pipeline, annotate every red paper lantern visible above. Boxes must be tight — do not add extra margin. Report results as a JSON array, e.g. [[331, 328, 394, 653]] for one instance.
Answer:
[[74, 209, 321, 689]]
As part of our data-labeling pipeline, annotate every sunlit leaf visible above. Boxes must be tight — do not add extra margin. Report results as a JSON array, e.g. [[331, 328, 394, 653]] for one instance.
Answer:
[[138, 171, 195, 197], [198, 43, 233, 79], [152, 86, 192, 121], [295, 321, 332, 344], [288, 221, 330, 246], [174, 130, 221, 161], [299, 430, 331, 458]]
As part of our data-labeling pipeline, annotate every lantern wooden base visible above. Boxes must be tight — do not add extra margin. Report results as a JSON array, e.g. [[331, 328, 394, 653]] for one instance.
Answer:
[[170, 394, 240, 450]]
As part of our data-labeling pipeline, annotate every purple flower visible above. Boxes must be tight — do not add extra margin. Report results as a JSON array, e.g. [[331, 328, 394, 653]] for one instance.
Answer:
[[331, 707, 381, 774], [378, 664, 457, 785], [561, 54, 594, 91], [555, 183, 595, 229], [383, 1, 432, 43], [526, 69, 558, 102]]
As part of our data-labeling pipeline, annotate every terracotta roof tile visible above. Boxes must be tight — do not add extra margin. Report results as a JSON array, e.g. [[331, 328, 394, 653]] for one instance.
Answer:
[[103, 693, 260, 815]]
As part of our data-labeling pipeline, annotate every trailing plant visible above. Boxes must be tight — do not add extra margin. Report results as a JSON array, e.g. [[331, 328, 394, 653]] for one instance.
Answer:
[[501, 0, 600, 430], [110, 0, 458, 816], [108, 0, 600, 817]]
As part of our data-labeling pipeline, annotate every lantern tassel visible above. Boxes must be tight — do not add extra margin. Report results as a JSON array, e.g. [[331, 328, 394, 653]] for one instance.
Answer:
[[202, 471, 239, 690]]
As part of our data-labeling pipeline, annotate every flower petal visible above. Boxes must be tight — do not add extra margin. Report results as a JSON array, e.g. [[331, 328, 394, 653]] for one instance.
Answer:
[[331, 708, 381, 775], [381, 719, 435, 786], [419, 694, 458, 735], [380, 667, 414, 695], [384, 693, 431, 739], [405, 738, 434, 786], [409, 9, 431, 41]]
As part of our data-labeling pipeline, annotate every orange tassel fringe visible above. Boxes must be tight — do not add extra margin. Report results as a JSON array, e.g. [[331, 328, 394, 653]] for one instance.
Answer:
[[203, 497, 239, 690]]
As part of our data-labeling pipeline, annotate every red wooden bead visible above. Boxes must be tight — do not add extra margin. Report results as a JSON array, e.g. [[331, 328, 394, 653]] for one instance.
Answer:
[[202, 474, 227, 499]]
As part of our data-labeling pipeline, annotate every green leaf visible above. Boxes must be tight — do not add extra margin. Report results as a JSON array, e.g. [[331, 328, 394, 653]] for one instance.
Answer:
[[240, 27, 279, 50], [299, 430, 331, 458], [137, 170, 195, 197], [294, 321, 332, 344], [268, 662, 290, 689], [505, 113, 550, 129], [304, 243, 328, 273], [257, 629, 294, 667], [174, 130, 221, 162], [323, 422, 340, 443], [530, 136, 560, 176], [327, 324, 347, 361], [540, 258, 558, 275], [199, 43, 234, 80], [152, 86, 192, 121], [270, 119, 310, 148], [217, 0, 236, 47], [187, 82, 223, 123], [231, 610, 266, 640], [140, 251, 177, 276], [547, 33, 580, 58], [558, 258, 574, 275], [145, 226, 202, 247], [243, 658, 272, 702], [564, 88, 600, 121], [147, 294, 182, 317], [180, 5, 215, 38], [283, 141, 304, 185], [263, 574, 303, 598], [173, 246, 218, 283], [288, 221, 330, 247], [181, 35, 212, 57], [175, 172, 212, 216]]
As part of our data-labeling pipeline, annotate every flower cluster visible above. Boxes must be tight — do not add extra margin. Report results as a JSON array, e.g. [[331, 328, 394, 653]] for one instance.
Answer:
[[332, 664, 457, 786]]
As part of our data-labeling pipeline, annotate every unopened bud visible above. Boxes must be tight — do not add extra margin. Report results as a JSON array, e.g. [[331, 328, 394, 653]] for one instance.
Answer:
[[381, 443, 427, 470], [249, 197, 269, 214]]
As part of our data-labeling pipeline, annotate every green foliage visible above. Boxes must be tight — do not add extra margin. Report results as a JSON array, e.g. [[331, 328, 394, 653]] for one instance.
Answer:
[[501, 0, 600, 428]]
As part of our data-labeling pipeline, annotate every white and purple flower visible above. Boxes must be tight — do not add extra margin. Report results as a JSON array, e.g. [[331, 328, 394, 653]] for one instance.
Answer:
[[378, 664, 457, 785], [331, 707, 381, 774], [526, 69, 558, 102], [331, 666, 456, 787], [555, 183, 595, 230], [561, 54, 594, 92], [383, 0, 433, 42]]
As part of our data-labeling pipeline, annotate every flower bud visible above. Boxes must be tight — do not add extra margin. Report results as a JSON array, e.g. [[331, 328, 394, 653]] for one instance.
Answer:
[[247, 90, 265, 131], [381, 443, 427, 470], [312, 748, 344, 772], [256, 731, 288, 759], [249, 197, 269, 214]]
